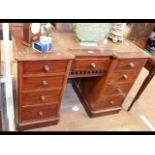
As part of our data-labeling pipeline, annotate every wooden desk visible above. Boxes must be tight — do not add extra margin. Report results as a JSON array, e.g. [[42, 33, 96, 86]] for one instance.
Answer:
[[11, 28, 150, 130], [128, 56, 155, 111]]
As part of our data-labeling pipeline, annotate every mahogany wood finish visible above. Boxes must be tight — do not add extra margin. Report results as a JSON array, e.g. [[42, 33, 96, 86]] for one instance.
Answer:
[[23, 76, 64, 91], [114, 59, 147, 70], [107, 70, 141, 84], [95, 95, 125, 110], [23, 61, 68, 74], [103, 82, 133, 96], [22, 90, 61, 106], [69, 56, 110, 78], [74, 57, 148, 117], [11, 26, 150, 130], [71, 57, 110, 71], [20, 104, 59, 122], [16, 60, 71, 130]]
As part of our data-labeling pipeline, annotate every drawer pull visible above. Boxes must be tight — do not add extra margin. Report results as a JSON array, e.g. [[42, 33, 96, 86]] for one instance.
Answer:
[[122, 74, 128, 80], [43, 65, 50, 72], [40, 96, 45, 102], [129, 62, 135, 68], [109, 100, 114, 105], [38, 111, 43, 116], [42, 80, 48, 86], [90, 63, 96, 68], [116, 87, 126, 97]]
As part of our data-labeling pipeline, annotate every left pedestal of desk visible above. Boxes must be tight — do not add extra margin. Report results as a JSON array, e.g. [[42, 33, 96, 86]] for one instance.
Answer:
[[15, 60, 71, 130]]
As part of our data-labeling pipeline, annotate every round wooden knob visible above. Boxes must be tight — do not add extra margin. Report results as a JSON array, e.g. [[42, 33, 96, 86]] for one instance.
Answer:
[[129, 62, 135, 68], [39, 111, 43, 116], [109, 100, 114, 105], [40, 96, 45, 102], [43, 65, 50, 72], [122, 74, 128, 80], [42, 80, 48, 86], [116, 87, 126, 97], [90, 63, 96, 68]]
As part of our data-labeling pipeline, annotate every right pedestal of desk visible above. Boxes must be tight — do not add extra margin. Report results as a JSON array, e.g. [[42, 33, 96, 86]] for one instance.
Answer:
[[73, 57, 148, 117]]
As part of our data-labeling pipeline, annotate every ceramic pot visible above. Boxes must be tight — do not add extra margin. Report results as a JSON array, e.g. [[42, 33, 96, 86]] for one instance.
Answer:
[[73, 23, 111, 43]]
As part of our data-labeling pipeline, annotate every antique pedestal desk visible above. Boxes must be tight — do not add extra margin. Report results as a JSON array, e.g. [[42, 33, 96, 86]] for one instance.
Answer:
[[12, 28, 150, 130]]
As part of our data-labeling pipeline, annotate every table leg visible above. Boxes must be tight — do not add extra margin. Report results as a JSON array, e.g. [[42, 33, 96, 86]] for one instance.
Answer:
[[127, 70, 155, 111]]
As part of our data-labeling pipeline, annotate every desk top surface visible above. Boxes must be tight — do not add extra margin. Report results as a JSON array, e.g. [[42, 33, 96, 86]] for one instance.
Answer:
[[10, 27, 150, 61]]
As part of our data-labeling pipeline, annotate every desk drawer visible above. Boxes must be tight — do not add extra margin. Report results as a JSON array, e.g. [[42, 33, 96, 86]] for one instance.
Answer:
[[115, 59, 146, 71], [71, 57, 110, 71], [108, 70, 139, 84], [95, 95, 125, 110], [23, 76, 64, 91], [20, 104, 58, 122], [22, 90, 61, 106], [23, 60, 68, 75], [103, 83, 133, 96]]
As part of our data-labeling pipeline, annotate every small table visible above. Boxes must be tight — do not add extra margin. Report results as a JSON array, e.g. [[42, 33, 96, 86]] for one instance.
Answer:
[[128, 56, 155, 111]]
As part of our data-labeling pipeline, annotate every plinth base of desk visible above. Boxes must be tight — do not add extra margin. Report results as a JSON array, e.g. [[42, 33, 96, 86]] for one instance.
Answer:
[[16, 117, 59, 131]]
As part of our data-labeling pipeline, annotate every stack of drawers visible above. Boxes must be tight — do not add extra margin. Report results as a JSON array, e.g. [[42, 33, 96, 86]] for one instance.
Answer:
[[95, 58, 147, 110], [17, 60, 70, 130]]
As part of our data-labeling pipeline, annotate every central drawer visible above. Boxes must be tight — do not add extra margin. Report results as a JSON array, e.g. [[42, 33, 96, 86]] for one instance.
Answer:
[[71, 57, 110, 71], [23, 60, 68, 75], [23, 76, 64, 91], [20, 104, 59, 122], [22, 90, 61, 106]]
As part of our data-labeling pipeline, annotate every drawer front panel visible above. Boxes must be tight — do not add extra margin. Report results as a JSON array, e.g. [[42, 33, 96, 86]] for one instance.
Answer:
[[71, 57, 110, 71], [23, 76, 64, 91], [108, 70, 139, 84], [95, 95, 125, 110], [22, 90, 61, 106], [115, 59, 145, 71], [23, 60, 68, 74], [20, 104, 58, 122], [103, 83, 133, 96]]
